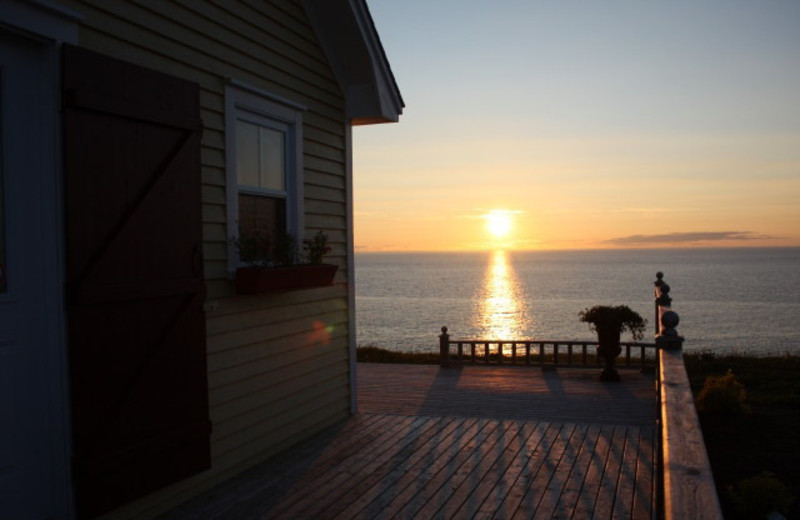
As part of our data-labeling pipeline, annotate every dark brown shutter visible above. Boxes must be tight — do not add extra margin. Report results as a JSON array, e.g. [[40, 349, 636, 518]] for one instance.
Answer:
[[63, 45, 210, 518]]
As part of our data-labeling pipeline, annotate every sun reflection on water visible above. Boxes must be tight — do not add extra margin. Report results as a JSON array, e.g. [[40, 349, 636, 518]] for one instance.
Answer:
[[478, 250, 530, 341]]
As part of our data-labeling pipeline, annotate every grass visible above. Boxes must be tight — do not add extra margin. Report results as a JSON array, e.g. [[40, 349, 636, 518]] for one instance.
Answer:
[[684, 352, 800, 519]]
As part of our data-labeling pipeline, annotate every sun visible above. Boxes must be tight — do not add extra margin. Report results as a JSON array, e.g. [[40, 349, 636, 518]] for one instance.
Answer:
[[485, 210, 513, 239]]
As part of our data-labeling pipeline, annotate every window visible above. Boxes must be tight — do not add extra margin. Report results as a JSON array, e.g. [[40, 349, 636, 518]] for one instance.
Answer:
[[226, 83, 305, 271]]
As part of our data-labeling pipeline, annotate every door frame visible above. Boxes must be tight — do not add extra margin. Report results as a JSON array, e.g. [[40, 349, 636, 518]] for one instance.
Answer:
[[0, 1, 81, 518]]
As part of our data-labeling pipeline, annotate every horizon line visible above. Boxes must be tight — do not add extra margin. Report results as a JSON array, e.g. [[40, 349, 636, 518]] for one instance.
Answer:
[[354, 244, 800, 254]]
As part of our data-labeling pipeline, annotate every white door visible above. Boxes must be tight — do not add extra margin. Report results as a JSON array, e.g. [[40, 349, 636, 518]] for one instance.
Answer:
[[0, 29, 71, 519]]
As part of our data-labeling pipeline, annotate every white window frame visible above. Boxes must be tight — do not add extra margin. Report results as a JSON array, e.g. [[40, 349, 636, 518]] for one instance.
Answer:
[[225, 81, 306, 273]]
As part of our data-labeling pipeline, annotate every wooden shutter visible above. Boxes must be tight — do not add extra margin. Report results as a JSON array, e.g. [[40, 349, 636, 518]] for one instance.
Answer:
[[63, 45, 210, 518]]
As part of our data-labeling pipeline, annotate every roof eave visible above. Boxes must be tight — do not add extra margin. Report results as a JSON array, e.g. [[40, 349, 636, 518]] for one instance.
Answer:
[[303, 0, 404, 125]]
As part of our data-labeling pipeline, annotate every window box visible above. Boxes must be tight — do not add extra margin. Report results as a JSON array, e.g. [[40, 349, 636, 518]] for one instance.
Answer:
[[235, 264, 338, 294]]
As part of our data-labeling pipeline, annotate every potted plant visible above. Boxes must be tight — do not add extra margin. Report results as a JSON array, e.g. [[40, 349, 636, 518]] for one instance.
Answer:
[[234, 231, 337, 294], [579, 305, 646, 381]]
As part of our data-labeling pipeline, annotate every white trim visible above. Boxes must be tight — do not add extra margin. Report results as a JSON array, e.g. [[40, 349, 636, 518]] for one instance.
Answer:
[[0, 2, 79, 517], [225, 83, 305, 274], [345, 122, 358, 414], [238, 185, 288, 198], [228, 78, 308, 112], [0, 0, 82, 42]]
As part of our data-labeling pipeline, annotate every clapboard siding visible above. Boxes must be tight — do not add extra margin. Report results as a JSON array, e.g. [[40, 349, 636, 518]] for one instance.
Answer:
[[212, 379, 350, 457], [210, 356, 350, 425], [208, 282, 347, 316], [179, 1, 322, 61], [201, 166, 225, 187], [61, 1, 356, 519], [207, 296, 347, 336], [306, 154, 348, 176], [207, 327, 349, 376], [203, 242, 227, 262], [209, 333, 350, 391], [207, 308, 348, 354], [210, 338, 349, 401], [306, 124, 346, 148], [305, 140, 346, 163], [143, 0, 338, 90], [307, 170, 347, 190], [209, 397, 350, 481], [74, 2, 346, 117], [306, 214, 348, 230], [207, 309, 348, 354]]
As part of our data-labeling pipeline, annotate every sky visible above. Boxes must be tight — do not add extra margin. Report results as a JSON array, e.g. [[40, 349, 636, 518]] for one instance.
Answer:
[[352, 0, 800, 252]]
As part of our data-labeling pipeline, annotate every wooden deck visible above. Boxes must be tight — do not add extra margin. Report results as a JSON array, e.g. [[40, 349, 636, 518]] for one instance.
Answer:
[[359, 363, 657, 425], [160, 364, 658, 520]]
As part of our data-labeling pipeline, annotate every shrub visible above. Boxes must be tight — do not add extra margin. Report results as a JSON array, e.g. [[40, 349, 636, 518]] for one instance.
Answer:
[[578, 305, 646, 340], [729, 472, 795, 518], [696, 371, 750, 415]]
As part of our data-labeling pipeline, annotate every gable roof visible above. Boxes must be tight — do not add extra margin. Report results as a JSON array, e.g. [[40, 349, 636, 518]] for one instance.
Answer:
[[303, 0, 404, 125]]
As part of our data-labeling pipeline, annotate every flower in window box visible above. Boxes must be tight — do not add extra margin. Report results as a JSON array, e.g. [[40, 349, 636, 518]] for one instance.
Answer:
[[233, 231, 337, 293]]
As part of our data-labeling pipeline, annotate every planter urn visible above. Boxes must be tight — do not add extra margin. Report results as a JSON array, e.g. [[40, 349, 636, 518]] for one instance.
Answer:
[[596, 325, 622, 382]]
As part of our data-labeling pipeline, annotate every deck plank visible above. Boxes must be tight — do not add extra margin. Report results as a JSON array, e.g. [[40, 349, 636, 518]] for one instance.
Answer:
[[538, 423, 603, 519], [498, 423, 577, 519], [470, 422, 557, 520], [549, 423, 607, 519], [632, 426, 656, 520], [591, 426, 630, 519], [341, 417, 485, 520], [446, 420, 544, 519], [387, 418, 510, 520], [327, 416, 468, 520], [265, 415, 432, 519], [613, 426, 643, 519], [570, 424, 619, 519], [510, 423, 587, 519], [414, 419, 526, 519], [158, 364, 657, 520]]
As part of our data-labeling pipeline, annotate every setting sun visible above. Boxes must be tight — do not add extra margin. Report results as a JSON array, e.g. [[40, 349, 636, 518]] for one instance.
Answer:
[[485, 210, 513, 239]]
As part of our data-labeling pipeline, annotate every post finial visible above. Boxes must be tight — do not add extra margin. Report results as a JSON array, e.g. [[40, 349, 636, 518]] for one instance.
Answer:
[[439, 326, 450, 367], [660, 310, 680, 335]]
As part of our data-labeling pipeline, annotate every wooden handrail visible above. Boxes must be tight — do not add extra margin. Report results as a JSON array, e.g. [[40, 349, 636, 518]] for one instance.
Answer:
[[654, 272, 723, 520], [658, 347, 723, 519]]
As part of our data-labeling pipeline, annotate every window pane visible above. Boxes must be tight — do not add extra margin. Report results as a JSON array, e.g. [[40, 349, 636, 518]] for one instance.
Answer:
[[238, 193, 287, 264], [236, 120, 260, 187], [259, 127, 285, 191]]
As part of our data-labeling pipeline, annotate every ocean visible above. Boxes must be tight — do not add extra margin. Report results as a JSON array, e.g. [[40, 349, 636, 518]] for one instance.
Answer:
[[355, 247, 800, 355]]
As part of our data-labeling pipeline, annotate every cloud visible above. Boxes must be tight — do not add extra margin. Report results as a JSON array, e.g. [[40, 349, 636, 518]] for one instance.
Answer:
[[604, 231, 775, 246]]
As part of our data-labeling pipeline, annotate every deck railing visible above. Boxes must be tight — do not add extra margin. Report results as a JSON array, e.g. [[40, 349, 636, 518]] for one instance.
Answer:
[[438, 332, 658, 369], [653, 273, 723, 520]]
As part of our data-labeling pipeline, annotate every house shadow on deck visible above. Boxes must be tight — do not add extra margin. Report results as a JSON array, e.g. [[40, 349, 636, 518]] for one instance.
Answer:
[[160, 363, 658, 520], [359, 363, 657, 426]]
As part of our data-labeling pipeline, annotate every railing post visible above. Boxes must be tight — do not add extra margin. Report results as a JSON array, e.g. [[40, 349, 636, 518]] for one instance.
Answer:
[[439, 326, 450, 367], [655, 310, 683, 350], [654, 272, 681, 350], [654, 271, 668, 335]]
